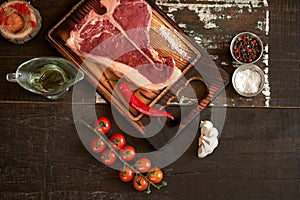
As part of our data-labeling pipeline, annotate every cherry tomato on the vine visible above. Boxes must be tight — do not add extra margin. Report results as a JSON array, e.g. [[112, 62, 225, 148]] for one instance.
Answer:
[[147, 168, 163, 183], [100, 149, 117, 165], [90, 137, 106, 153], [109, 133, 126, 150], [134, 157, 151, 173], [133, 175, 149, 191], [119, 166, 134, 182], [120, 145, 136, 162], [94, 117, 111, 134]]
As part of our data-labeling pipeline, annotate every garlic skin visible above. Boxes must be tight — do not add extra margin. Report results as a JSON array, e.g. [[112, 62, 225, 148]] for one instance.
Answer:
[[200, 120, 213, 135], [198, 121, 219, 158], [207, 127, 218, 138]]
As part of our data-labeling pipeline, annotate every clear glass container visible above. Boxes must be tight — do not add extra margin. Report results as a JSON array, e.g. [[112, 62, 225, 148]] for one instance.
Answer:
[[6, 57, 84, 100]]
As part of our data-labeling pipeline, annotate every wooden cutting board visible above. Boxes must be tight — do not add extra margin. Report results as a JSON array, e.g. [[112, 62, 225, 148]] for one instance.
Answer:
[[46, 0, 230, 149]]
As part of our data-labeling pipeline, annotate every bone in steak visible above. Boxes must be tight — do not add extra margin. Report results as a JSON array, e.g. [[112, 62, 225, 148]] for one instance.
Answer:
[[66, 0, 182, 90]]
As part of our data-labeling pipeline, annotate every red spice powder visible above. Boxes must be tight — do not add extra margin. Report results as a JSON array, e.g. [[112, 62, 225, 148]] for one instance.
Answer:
[[9, 2, 30, 15], [3, 15, 9, 26], [0, 8, 4, 25], [30, 20, 36, 29]]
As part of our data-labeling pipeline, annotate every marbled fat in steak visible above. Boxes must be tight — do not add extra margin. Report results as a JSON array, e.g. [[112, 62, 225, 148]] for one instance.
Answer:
[[66, 0, 181, 90]]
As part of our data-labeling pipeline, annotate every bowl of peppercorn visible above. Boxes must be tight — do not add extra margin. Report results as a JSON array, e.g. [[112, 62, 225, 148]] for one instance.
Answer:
[[230, 32, 263, 64]]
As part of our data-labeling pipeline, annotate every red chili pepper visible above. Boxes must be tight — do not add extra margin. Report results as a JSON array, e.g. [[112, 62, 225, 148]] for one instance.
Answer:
[[118, 82, 174, 120]]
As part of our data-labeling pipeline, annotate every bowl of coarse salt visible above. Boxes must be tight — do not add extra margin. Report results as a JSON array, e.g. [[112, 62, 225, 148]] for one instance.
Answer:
[[232, 64, 265, 97]]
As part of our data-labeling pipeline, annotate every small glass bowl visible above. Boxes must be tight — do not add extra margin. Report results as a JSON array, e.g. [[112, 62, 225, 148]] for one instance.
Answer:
[[230, 32, 263, 64], [232, 64, 265, 97]]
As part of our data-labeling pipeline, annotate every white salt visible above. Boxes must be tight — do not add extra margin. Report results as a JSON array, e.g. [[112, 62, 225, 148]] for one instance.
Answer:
[[235, 69, 261, 94], [159, 26, 188, 57]]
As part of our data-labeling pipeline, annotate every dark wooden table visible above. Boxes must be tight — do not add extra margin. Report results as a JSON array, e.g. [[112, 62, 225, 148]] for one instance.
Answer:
[[0, 0, 299, 199]]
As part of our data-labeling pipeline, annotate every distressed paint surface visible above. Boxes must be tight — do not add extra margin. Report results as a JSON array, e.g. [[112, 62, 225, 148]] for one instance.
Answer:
[[97, 0, 270, 108], [156, 0, 270, 107]]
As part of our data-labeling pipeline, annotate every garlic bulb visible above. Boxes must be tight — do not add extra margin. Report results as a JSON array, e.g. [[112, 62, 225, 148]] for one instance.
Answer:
[[198, 121, 219, 158], [200, 120, 213, 135]]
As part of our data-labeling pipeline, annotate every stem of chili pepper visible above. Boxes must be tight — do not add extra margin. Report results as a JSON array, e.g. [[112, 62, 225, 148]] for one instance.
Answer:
[[79, 119, 167, 192], [118, 82, 174, 120]]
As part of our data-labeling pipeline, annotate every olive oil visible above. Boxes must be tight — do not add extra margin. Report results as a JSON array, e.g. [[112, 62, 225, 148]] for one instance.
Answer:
[[29, 64, 69, 93]]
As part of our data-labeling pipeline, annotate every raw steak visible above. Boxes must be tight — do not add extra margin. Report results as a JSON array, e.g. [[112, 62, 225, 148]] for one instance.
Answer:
[[66, 0, 182, 90]]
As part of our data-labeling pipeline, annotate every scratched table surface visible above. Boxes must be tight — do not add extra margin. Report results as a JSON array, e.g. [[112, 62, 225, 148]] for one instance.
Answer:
[[0, 0, 300, 199]]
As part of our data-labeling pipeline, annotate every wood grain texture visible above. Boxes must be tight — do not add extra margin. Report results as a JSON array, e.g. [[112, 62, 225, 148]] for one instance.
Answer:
[[268, 0, 300, 107], [155, 0, 300, 108], [156, 0, 270, 107], [45, 0, 229, 119], [45, 0, 230, 144], [0, 0, 299, 108], [0, 0, 299, 199], [0, 104, 299, 199]]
